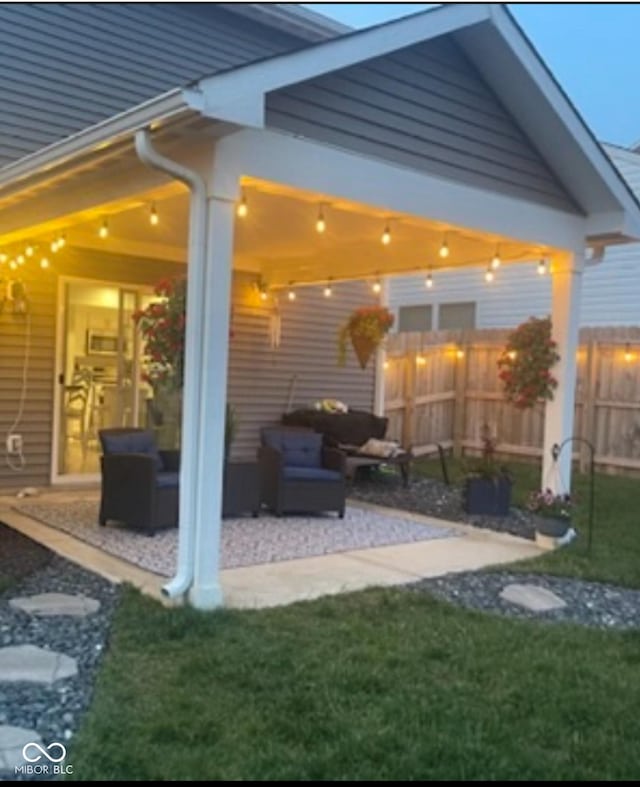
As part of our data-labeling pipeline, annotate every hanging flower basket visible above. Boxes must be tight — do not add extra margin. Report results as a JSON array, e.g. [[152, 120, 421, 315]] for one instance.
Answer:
[[338, 306, 395, 369], [497, 316, 560, 409]]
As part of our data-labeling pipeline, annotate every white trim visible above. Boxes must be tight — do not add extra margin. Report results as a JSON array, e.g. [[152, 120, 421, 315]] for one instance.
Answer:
[[219, 128, 587, 250]]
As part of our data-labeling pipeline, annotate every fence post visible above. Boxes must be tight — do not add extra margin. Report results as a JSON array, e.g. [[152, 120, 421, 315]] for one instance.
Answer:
[[402, 351, 417, 450], [453, 342, 468, 458], [580, 339, 598, 473]]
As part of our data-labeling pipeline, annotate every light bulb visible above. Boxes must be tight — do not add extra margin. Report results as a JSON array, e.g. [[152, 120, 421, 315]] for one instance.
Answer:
[[323, 284, 332, 297], [383, 360, 390, 371], [537, 259, 547, 275], [9, 260, 17, 270], [17, 254, 25, 265], [491, 251, 501, 269], [381, 225, 391, 245], [287, 284, 296, 301], [316, 207, 326, 234], [416, 355, 427, 366], [456, 349, 465, 359], [99, 220, 109, 239], [485, 267, 494, 283], [372, 279, 382, 295], [259, 289, 268, 302], [439, 239, 449, 258], [425, 272, 433, 289], [50, 240, 59, 253], [150, 204, 159, 226], [25, 245, 34, 257], [625, 344, 633, 363], [508, 350, 517, 361], [236, 194, 248, 218], [40, 257, 50, 269], [0, 252, 6, 263], [57, 234, 66, 249]]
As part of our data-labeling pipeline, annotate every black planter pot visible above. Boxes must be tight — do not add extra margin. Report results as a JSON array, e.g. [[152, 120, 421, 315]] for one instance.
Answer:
[[535, 516, 570, 538], [463, 476, 512, 516]]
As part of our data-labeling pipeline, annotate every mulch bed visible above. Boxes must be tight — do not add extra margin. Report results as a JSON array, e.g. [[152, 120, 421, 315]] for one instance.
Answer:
[[349, 471, 538, 540], [0, 523, 53, 589]]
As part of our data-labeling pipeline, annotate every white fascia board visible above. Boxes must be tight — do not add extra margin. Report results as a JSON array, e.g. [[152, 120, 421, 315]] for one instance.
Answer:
[[195, 3, 491, 116], [0, 89, 188, 192], [489, 4, 640, 236], [217, 127, 586, 251]]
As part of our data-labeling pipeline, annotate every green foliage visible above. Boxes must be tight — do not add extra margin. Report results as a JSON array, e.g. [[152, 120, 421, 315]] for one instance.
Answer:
[[133, 277, 186, 391], [497, 317, 560, 409], [337, 305, 394, 365]]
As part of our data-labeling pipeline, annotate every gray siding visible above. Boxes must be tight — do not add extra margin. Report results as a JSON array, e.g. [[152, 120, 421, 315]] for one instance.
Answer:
[[266, 35, 579, 213], [228, 275, 376, 459], [388, 146, 640, 330], [0, 247, 182, 491], [0, 2, 307, 167]]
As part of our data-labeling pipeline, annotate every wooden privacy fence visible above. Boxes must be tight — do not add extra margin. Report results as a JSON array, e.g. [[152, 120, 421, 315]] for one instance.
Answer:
[[383, 326, 640, 475]]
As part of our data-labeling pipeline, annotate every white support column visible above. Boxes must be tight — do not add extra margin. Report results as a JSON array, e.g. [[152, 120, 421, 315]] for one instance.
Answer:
[[186, 191, 237, 609], [542, 251, 584, 493]]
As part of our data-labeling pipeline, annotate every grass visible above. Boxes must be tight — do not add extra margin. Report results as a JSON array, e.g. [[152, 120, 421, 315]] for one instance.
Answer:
[[67, 464, 640, 780], [70, 587, 640, 781], [414, 457, 640, 589]]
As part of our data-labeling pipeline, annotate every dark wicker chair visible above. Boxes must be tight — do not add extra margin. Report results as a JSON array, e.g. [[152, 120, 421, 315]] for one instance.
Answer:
[[258, 427, 346, 517], [98, 428, 180, 533]]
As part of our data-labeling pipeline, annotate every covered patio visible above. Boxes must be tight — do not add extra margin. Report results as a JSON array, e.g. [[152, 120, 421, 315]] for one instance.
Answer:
[[1, 4, 639, 608]]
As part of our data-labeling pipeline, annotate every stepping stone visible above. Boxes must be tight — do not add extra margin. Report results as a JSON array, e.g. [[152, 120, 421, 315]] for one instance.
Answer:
[[9, 592, 100, 618], [0, 725, 42, 773], [500, 583, 567, 612], [0, 645, 77, 685]]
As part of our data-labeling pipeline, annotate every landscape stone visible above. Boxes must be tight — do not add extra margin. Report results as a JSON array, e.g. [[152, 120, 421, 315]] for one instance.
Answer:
[[500, 583, 567, 612], [9, 592, 100, 618], [0, 645, 78, 685], [0, 725, 42, 773]]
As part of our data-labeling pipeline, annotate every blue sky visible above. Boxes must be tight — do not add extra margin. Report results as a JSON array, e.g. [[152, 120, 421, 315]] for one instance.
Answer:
[[304, 3, 640, 147]]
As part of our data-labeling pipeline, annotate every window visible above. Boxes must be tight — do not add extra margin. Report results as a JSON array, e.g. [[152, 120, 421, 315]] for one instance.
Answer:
[[438, 302, 476, 330], [397, 304, 433, 333]]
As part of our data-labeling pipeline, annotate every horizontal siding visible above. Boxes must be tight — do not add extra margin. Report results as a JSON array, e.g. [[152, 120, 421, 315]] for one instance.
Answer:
[[0, 3, 306, 167], [228, 275, 376, 460], [266, 35, 579, 213], [389, 146, 640, 329], [0, 248, 181, 491]]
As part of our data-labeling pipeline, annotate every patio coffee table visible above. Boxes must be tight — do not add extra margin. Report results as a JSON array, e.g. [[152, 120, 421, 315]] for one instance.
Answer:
[[345, 450, 413, 488]]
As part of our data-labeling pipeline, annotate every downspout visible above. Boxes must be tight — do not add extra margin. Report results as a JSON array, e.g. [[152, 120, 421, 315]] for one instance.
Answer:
[[134, 128, 206, 599]]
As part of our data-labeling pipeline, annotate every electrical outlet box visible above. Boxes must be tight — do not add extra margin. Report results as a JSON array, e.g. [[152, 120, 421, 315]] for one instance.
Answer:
[[6, 434, 22, 455]]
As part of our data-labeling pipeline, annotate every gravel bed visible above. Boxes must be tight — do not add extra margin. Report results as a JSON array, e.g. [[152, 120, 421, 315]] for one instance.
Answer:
[[0, 534, 119, 778], [0, 524, 53, 586], [413, 571, 640, 630], [350, 472, 538, 540]]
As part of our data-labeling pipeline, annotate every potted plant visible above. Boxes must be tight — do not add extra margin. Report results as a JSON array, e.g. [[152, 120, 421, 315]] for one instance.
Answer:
[[338, 306, 395, 369], [462, 426, 512, 516], [526, 488, 575, 547]]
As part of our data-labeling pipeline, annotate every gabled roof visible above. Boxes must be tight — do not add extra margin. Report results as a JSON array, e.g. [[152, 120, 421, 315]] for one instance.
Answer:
[[1, 2, 639, 243]]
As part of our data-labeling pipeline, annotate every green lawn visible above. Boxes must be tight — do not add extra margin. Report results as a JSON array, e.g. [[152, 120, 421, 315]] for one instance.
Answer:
[[68, 466, 640, 780]]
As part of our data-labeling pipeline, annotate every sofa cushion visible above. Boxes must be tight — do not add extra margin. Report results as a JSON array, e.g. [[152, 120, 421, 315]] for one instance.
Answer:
[[283, 466, 342, 483], [156, 471, 180, 489], [100, 429, 163, 471], [261, 429, 322, 468]]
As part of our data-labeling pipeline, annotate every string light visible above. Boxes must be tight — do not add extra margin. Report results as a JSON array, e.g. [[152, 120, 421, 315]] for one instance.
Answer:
[[416, 355, 427, 366], [537, 258, 547, 275], [40, 257, 50, 270], [9, 260, 17, 270], [624, 343, 633, 363], [25, 245, 34, 257], [491, 247, 501, 270], [17, 254, 25, 265], [372, 276, 382, 295], [383, 360, 390, 371], [99, 219, 109, 239], [381, 224, 391, 245], [236, 191, 248, 219], [0, 252, 6, 264], [425, 270, 434, 289], [439, 236, 449, 258], [57, 233, 66, 249], [484, 265, 494, 283], [50, 240, 59, 253], [456, 348, 465, 359], [508, 350, 517, 361], [287, 282, 296, 302], [323, 279, 333, 298], [150, 204, 159, 226], [316, 206, 326, 234]]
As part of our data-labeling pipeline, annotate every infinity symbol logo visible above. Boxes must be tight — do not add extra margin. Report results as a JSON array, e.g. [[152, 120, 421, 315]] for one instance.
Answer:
[[22, 742, 67, 763]]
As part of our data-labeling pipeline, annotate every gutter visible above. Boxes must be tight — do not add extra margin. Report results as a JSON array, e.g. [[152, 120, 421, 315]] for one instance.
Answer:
[[134, 129, 206, 600]]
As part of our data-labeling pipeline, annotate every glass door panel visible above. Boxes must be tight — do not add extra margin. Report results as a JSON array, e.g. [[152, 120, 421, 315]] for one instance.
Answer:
[[56, 281, 142, 477]]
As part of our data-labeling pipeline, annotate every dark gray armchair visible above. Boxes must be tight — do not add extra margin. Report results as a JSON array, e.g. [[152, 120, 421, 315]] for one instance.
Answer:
[[258, 427, 346, 517], [98, 428, 179, 533]]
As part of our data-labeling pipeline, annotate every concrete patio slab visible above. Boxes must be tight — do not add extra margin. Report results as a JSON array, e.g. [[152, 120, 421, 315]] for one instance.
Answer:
[[500, 583, 568, 612], [9, 593, 100, 618], [0, 489, 545, 610], [0, 725, 42, 774]]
